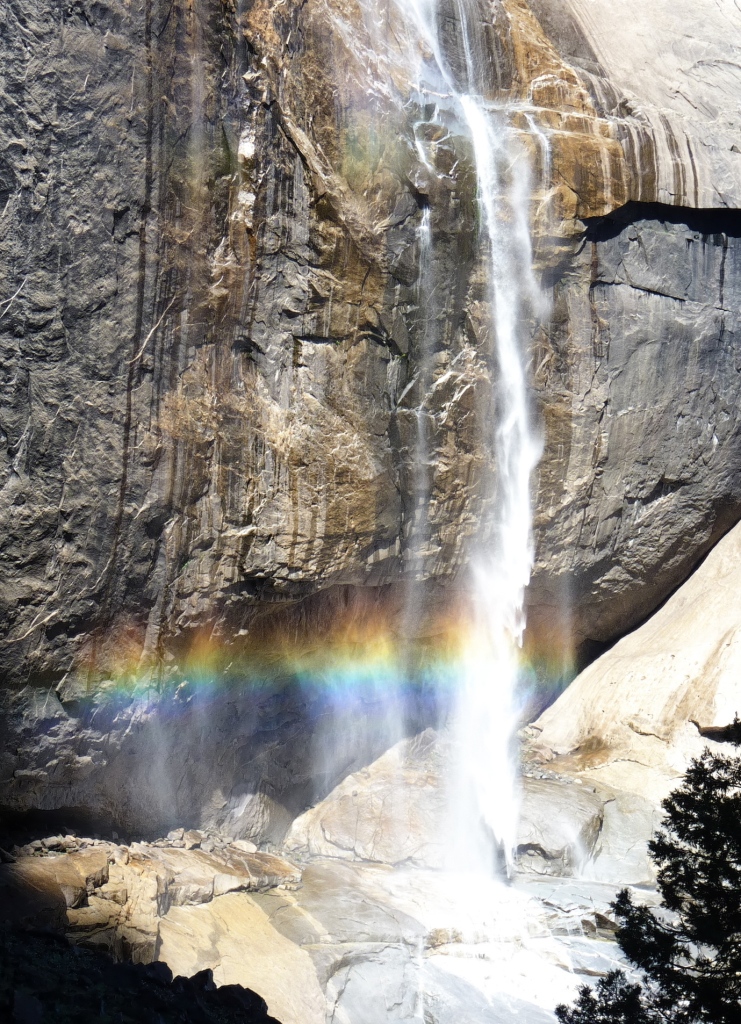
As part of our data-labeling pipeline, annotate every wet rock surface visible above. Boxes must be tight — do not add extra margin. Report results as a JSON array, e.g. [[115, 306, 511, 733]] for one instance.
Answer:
[[516, 778, 604, 877], [285, 730, 620, 880]]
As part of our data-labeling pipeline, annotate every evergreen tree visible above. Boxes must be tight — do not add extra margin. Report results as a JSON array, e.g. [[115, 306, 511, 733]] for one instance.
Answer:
[[555, 726, 741, 1024]]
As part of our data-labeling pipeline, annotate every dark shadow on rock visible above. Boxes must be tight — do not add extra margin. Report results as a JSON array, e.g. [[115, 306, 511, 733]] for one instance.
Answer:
[[584, 201, 741, 243], [0, 928, 281, 1024]]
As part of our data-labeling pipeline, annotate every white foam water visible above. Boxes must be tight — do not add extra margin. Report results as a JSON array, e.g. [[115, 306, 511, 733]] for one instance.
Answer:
[[399, 0, 543, 875]]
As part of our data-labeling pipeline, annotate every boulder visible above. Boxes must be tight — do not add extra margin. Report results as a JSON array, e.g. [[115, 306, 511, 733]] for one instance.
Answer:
[[0, 848, 110, 915], [157, 893, 327, 1024], [517, 779, 604, 876], [583, 791, 658, 887], [285, 732, 447, 868], [182, 830, 203, 850]]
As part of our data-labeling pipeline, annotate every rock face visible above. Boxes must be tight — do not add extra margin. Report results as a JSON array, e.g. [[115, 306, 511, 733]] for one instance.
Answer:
[[0, 0, 739, 900], [0, 0, 740, 695], [3, 4, 737, 1017], [0, 668, 432, 840], [530, 517, 741, 799], [529, 203, 741, 653]]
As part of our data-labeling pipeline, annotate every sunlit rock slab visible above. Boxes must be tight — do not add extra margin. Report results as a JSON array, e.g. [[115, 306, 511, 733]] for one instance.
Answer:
[[157, 892, 327, 1024], [547, 0, 741, 208], [252, 859, 636, 1023], [1, 836, 314, 1023], [316, 944, 567, 1024], [158, 875, 592, 1024], [531, 518, 741, 778], [528, 517, 741, 871], [0, 845, 110, 932]]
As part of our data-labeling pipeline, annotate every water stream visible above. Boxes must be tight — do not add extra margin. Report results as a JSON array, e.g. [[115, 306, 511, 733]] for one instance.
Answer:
[[405, 204, 435, 585], [400, 0, 543, 874]]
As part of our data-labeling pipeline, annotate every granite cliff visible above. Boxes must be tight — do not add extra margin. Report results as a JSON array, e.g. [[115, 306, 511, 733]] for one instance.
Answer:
[[1, 0, 741, 828], [1, 0, 740, 690]]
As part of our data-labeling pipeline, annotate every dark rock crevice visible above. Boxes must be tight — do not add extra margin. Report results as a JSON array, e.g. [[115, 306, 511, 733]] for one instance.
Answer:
[[583, 200, 741, 242]]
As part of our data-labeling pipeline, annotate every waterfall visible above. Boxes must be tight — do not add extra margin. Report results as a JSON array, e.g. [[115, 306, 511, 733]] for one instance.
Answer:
[[308, 0, 543, 875], [407, 205, 434, 582], [400, 0, 543, 874]]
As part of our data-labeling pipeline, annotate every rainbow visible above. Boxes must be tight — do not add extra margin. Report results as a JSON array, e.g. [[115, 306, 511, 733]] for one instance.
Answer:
[[67, 594, 577, 726]]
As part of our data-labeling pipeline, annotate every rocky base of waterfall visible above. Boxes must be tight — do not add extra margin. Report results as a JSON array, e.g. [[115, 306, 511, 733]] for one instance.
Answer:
[[0, 744, 660, 1024], [283, 729, 659, 887]]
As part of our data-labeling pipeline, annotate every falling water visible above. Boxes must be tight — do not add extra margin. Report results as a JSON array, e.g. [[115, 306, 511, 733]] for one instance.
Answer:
[[400, 0, 543, 873], [307, 0, 543, 874], [406, 205, 434, 582]]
